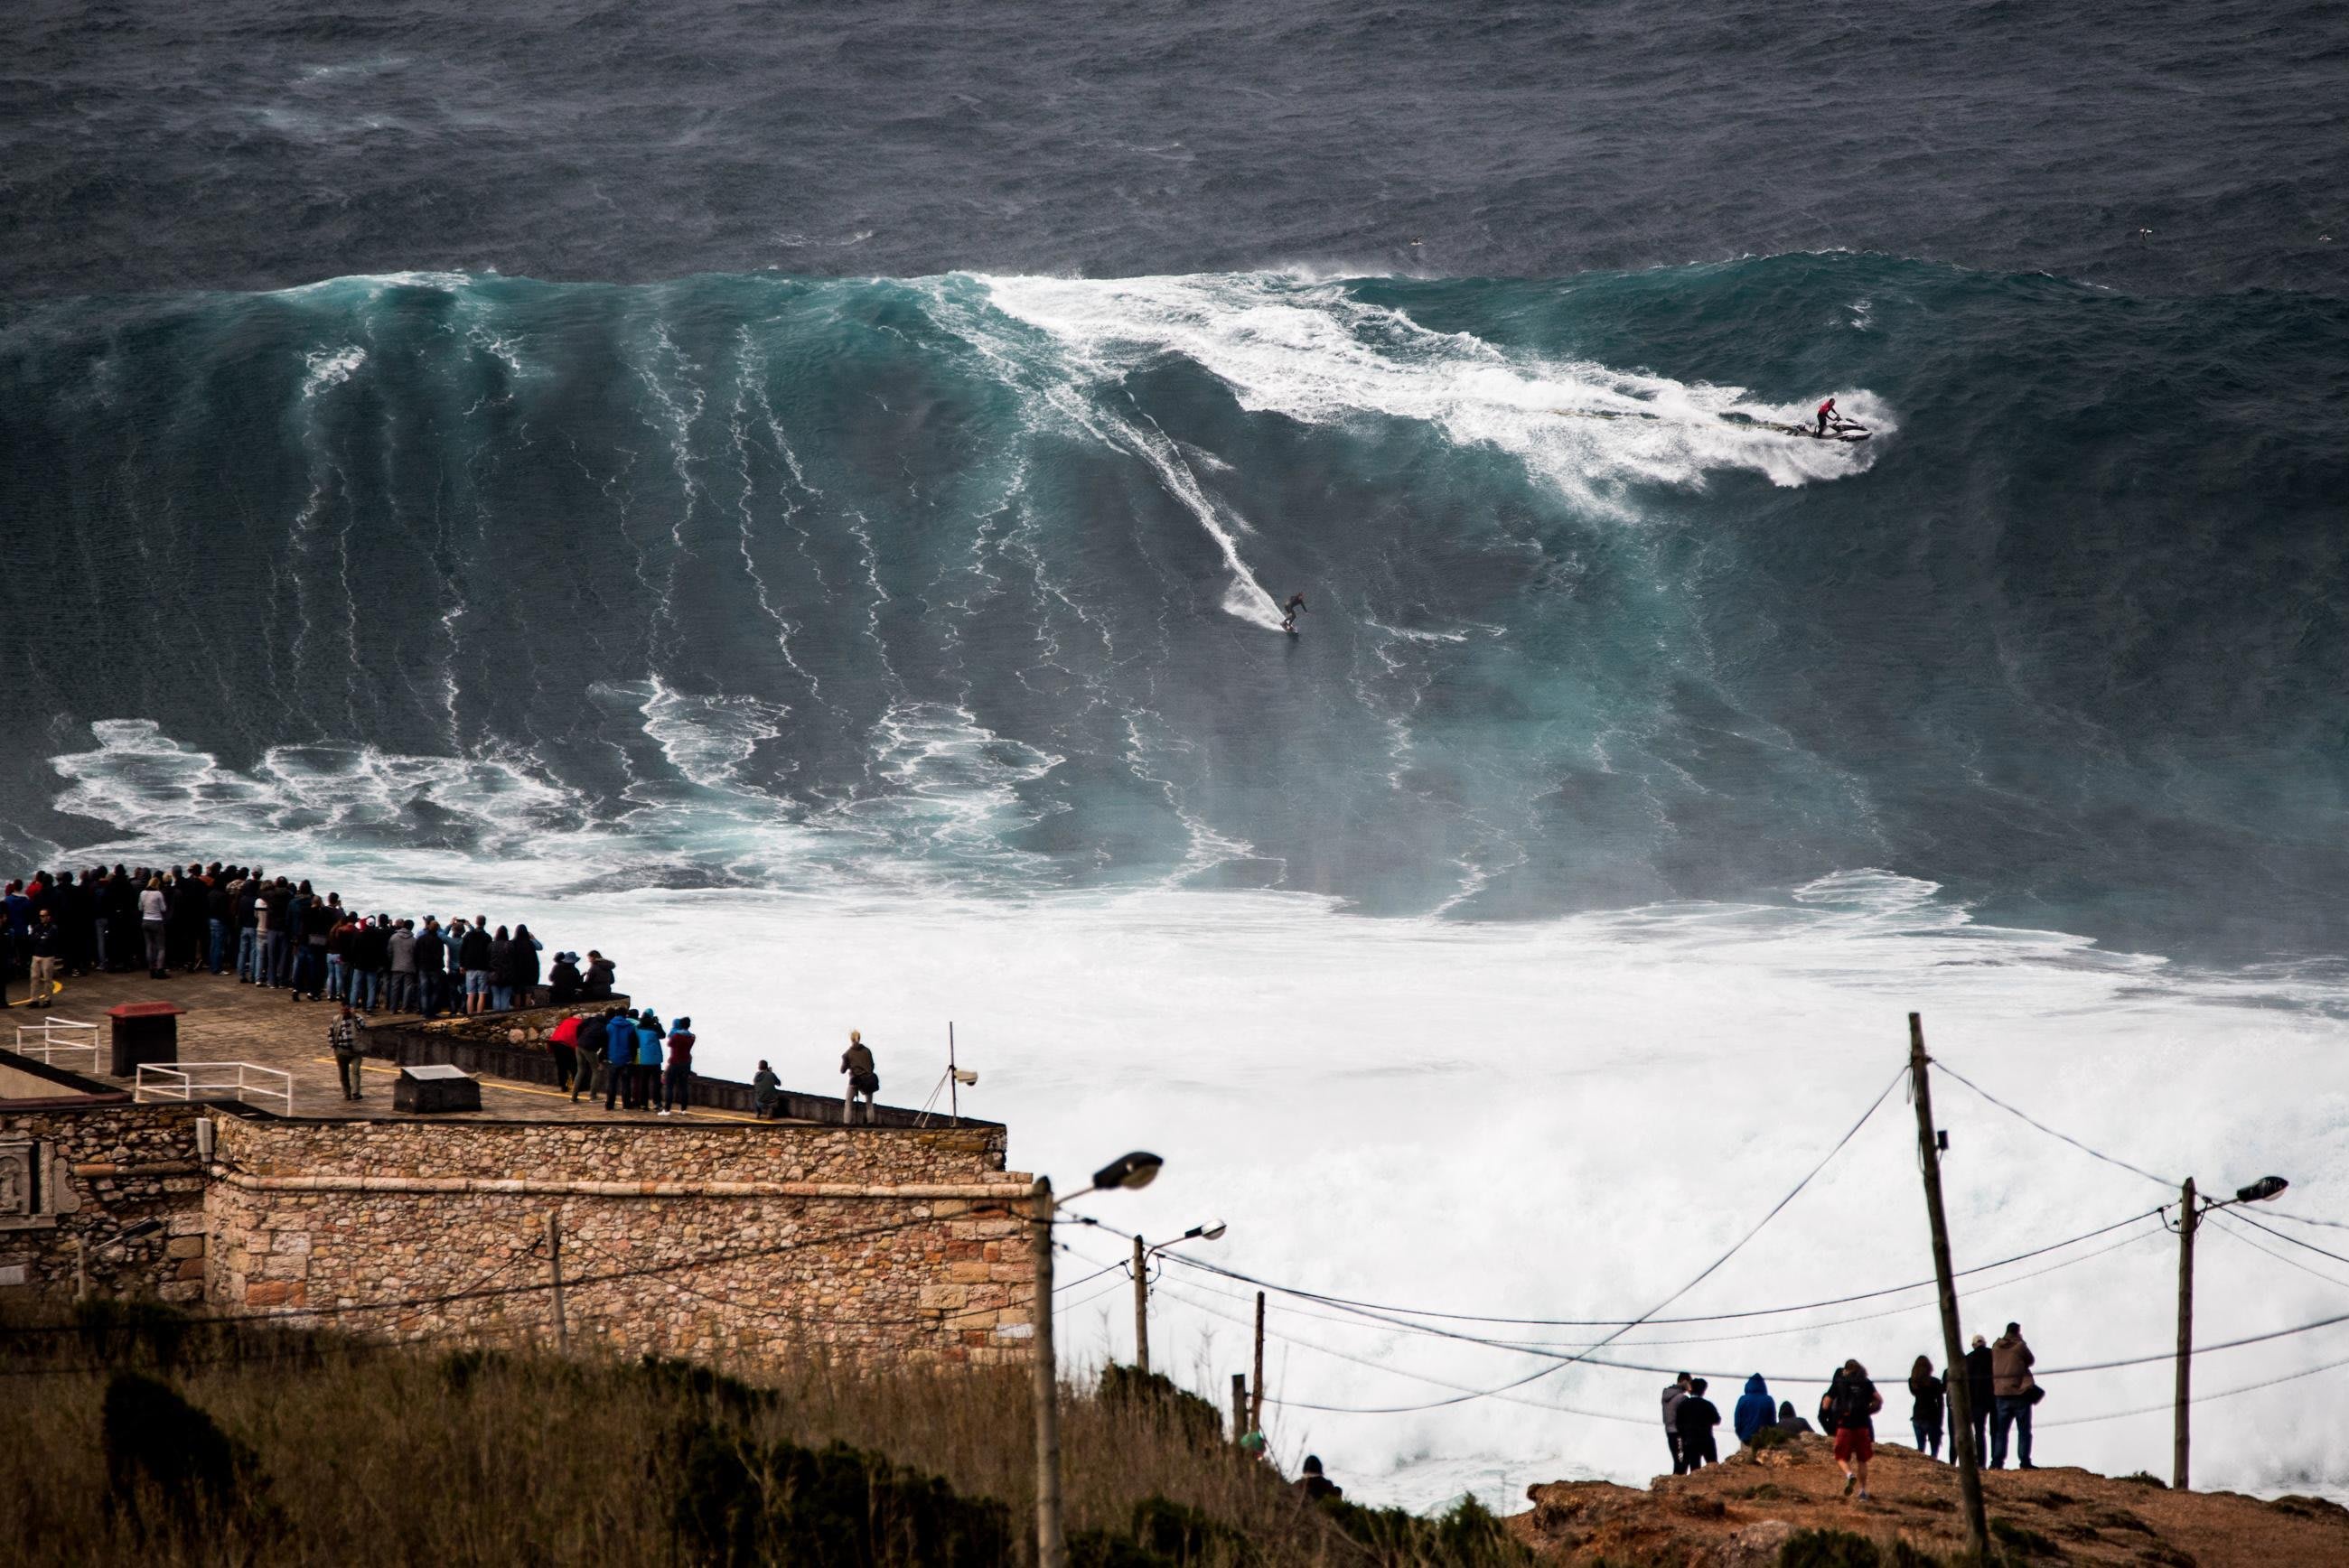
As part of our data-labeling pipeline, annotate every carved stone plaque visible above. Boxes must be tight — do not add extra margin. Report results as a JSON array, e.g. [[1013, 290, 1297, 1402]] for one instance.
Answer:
[[0, 1144, 32, 1218]]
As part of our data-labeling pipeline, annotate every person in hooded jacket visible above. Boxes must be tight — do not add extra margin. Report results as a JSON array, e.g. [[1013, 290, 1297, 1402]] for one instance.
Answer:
[[602, 1006, 635, 1110], [1732, 1374, 1776, 1448], [1773, 1400, 1815, 1436], [632, 1010, 666, 1110], [547, 950, 582, 1006], [582, 950, 616, 1001], [510, 923, 543, 1006], [1909, 1355, 1946, 1460]]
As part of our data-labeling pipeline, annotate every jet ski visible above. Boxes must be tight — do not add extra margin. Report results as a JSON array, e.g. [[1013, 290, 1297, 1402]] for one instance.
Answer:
[[1719, 411, 1871, 443]]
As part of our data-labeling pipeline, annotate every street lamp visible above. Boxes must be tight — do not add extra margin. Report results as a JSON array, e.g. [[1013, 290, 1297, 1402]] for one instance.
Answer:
[[2173, 1172, 2289, 1488], [1033, 1153, 1161, 1568], [1131, 1218, 1228, 1375]]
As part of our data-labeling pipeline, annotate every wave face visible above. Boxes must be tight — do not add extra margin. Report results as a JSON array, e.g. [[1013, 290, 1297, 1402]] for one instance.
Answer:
[[5, 258, 2345, 963], [8, 257, 2349, 1506]]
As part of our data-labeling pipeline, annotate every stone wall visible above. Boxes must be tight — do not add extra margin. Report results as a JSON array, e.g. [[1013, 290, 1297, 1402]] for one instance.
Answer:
[[202, 1115, 1037, 1365], [0, 1099, 209, 1302]]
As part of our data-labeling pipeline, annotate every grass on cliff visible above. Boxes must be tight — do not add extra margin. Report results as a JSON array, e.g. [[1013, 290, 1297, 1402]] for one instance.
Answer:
[[0, 1301, 1521, 1567]]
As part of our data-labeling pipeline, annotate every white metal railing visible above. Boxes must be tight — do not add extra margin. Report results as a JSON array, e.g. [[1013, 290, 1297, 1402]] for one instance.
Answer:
[[136, 1061, 295, 1115], [13, 1016, 100, 1071]]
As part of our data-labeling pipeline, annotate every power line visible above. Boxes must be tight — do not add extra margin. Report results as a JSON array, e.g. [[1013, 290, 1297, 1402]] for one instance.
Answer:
[[2205, 1214, 2349, 1292], [2040, 1351, 2349, 1430], [1930, 1059, 2177, 1189], [1153, 1216, 2168, 1355], [2264, 1209, 2349, 1234], [1243, 1065, 1913, 1414], [1154, 1203, 2166, 1333], [2224, 1209, 2349, 1273]]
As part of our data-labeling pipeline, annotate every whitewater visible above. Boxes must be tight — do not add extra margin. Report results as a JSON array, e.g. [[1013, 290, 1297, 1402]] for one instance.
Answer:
[[6, 262, 2348, 1507]]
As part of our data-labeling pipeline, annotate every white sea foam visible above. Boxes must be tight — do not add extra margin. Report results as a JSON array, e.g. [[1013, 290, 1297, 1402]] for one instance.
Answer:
[[35, 718, 2349, 1509], [973, 273, 1888, 529], [301, 345, 367, 396]]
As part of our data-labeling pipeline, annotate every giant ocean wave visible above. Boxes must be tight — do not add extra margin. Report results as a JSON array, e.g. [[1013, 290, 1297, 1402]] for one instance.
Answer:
[[5, 258, 2349, 1503], [5, 257, 2344, 957]]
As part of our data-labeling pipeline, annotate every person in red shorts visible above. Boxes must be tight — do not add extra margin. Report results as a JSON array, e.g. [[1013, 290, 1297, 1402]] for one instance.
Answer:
[[1828, 1358, 1884, 1500]]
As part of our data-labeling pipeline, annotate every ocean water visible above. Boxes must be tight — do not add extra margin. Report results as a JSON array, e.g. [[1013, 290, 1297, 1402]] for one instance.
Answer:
[[5, 0, 2349, 1510]]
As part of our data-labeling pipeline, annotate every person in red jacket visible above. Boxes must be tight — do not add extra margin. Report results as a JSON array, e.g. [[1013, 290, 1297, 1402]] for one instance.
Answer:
[[547, 1011, 585, 1095], [1816, 397, 1839, 435]]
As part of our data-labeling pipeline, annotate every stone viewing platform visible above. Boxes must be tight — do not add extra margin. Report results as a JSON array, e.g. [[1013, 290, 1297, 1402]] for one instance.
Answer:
[[7, 967, 939, 1127], [0, 968, 1036, 1366]]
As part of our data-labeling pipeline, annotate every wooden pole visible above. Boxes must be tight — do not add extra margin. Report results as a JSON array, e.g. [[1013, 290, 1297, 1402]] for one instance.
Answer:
[[1250, 1290, 1267, 1434], [547, 1211, 568, 1355], [1231, 1372, 1248, 1448], [1032, 1177, 1064, 1568], [1910, 1013, 1989, 1558], [74, 1236, 88, 1302], [1133, 1234, 1150, 1375], [2175, 1177, 2197, 1490]]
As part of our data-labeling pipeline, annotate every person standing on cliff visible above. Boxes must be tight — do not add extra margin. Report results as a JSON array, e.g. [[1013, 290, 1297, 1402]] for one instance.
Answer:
[[1829, 1358, 1883, 1501], [753, 1059, 782, 1119], [1661, 1371, 1692, 1473], [1675, 1377, 1722, 1470], [329, 1000, 368, 1101], [602, 1006, 635, 1111], [1990, 1321, 2037, 1470], [1963, 1332, 1994, 1463], [841, 1031, 879, 1125], [659, 1016, 696, 1115]]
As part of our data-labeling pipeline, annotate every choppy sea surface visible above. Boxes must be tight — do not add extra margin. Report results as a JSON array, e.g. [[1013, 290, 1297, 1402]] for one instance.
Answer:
[[5, 0, 2347, 1508]]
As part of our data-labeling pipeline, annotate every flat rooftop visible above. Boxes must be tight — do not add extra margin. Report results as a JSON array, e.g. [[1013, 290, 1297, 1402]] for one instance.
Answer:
[[11, 968, 785, 1125]]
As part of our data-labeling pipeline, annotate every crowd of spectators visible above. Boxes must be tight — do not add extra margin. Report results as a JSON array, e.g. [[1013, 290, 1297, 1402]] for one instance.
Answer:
[[0, 861, 616, 1017]]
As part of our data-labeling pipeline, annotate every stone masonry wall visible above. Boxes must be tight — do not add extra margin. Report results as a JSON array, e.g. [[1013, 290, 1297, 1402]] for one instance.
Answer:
[[0, 1103, 210, 1303], [203, 1115, 1038, 1366]]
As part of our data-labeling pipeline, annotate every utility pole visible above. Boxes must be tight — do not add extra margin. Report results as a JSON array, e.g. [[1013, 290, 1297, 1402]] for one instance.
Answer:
[[1132, 1234, 1150, 1375], [1250, 1290, 1266, 1435], [1031, 1177, 1065, 1568], [2175, 1177, 2197, 1489], [1909, 1013, 1989, 1560], [547, 1212, 568, 1355], [949, 1022, 959, 1126]]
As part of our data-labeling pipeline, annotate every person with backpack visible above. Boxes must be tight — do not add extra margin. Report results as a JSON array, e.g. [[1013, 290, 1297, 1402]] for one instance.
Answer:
[[1661, 1372, 1693, 1474], [1991, 1322, 2037, 1469], [1732, 1374, 1775, 1449], [1828, 1358, 1884, 1500], [840, 1030, 879, 1124], [1674, 1377, 1722, 1471], [1908, 1355, 1946, 1461]]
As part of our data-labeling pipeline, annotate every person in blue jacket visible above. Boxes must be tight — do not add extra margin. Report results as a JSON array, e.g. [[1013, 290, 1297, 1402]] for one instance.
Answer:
[[603, 1005, 637, 1111], [1733, 1373, 1776, 1448], [632, 1009, 665, 1111]]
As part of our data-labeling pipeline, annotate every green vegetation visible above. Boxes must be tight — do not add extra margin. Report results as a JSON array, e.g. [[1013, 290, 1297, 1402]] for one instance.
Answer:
[[0, 1301, 1520, 1566]]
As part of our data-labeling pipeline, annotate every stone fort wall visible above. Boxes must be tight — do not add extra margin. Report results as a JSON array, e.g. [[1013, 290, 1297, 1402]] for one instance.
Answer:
[[203, 1115, 1038, 1364], [2, 1072, 1036, 1370]]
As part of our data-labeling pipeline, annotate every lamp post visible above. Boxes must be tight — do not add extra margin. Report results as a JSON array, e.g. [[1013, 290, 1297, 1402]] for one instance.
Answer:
[[1131, 1218, 1227, 1376], [2173, 1173, 2288, 1489], [1034, 1151, 1163, 1568]]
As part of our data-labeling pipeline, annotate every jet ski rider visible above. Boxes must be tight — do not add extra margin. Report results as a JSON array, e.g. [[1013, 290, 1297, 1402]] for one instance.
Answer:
[[1815, 397, 1839, 436]]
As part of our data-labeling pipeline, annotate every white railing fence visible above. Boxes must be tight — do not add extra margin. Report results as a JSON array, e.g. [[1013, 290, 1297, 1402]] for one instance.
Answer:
[[136, 1061, 295, 1115], [13, 1017, 101, 1071]]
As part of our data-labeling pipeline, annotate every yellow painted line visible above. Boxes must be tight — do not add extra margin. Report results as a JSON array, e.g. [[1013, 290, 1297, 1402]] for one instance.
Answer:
[[306, 1057, 760, 1122]]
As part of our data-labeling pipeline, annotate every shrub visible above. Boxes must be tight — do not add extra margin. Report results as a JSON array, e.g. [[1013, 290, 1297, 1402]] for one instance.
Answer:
[[102, 1371, 276, 1542], [674, 1421, 1012, 1567]]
